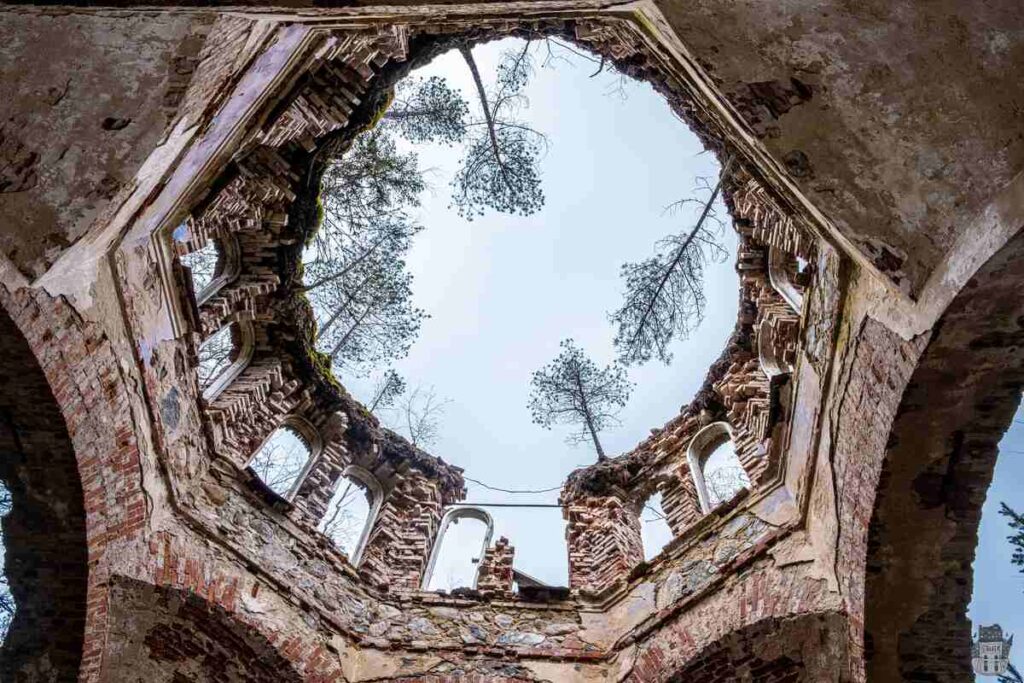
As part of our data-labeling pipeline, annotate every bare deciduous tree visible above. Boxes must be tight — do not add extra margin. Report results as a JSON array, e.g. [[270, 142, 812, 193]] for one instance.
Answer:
[[392, 385, 450, 448], [610, 160, 732, 366], [181, 242, 219, 295], [197, 325, 234, 392], [704, 465, 749, 507], [249, 428, 312, 497], [528, 339, 633, 460], [319, 479, 371, 557]]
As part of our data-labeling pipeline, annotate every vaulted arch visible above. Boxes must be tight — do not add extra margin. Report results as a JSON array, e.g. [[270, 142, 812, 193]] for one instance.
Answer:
[[864, 230, 1024, 681], [0, 304, 88, 680]]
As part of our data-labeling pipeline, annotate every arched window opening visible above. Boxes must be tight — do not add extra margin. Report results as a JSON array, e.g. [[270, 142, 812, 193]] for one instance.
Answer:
[[197, 325, 233, 392], [767, 247, 808, 314], [640, 490, 674, 561], [197, 322, 254, 401], [687, 423, 751, 513], [703, 442, 751, 510], [319, 466, 381, 565], [248, 424, 316, 500], [180, 242, 219, 300], [422, 507, 493, 592], [0, 480, 14, 644]]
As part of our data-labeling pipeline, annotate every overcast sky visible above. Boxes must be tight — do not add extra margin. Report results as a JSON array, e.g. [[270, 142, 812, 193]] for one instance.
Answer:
[[342, 38, 736, 587], [970, 407, 1024, 679]]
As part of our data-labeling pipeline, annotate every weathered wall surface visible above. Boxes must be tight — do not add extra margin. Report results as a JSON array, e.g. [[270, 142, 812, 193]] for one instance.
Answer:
[[0, 11, 215, 279], [0, 2, 1022, 682], [653, 0, 1024, 297]]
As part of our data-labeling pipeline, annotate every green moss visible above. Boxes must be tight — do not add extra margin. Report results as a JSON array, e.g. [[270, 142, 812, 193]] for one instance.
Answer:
[[304, 195, 325, 249]]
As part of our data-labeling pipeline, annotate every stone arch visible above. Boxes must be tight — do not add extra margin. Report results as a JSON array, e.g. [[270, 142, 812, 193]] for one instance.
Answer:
[[0, 303, 89, 681], [246, 414, 322, 501], [103, 577, 306, 682], [656, 612, 849, 682], [863, 229, 1024, 681]]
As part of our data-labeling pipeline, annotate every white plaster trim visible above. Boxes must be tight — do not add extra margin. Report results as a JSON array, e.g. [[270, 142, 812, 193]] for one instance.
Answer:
[[421, 506, 495, 591], [686, 422, 734, 514], [757, 317, 792, 378], [767, 247, 804, 314], [193, 233, 242, 307], [341, 464, 385, 567], [201, 320, 255, 404]]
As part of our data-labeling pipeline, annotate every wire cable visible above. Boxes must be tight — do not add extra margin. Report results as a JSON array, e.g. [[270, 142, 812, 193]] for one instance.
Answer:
[[462, 479, 565, 493]]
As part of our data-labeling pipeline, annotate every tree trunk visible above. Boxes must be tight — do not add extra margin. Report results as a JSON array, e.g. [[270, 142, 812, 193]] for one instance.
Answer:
[[368, 374, 393, 412], [572, 366, 606, 460], [316, 269, 377, 341], [459, 46, 511, 188], [302, 232, 390, 292], [626, 157, 734, 355], [330, 304, 373, 360]]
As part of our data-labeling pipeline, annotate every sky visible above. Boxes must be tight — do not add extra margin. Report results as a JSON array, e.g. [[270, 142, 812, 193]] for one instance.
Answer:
[[339, 38, 737, 587], [970, 404, 1024, 679]]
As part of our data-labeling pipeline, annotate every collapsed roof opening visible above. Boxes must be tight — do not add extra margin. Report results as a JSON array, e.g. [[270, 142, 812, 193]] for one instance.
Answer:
[[297, 35, 736, 585]]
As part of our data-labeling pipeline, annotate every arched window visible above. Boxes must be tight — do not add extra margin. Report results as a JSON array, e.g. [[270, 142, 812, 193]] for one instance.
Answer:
[[422, 507, 494, 592], [0, 480, 14, 644], [687, 423, 752, 513], [319, 465, 382, 566], [197, 322, 254, 401], [767, 246, 807, 314], [758, 314, 798, 378], [179, 234, 240, 306], [640, 490, 674, 561], [180, 242, 219, 300], [248, 420, 320, 500]]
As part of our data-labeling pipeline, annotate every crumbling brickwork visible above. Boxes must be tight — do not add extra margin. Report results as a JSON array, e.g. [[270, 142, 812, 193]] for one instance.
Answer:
[[1, 2, 1022, 681], [475, 537, 515, 597]]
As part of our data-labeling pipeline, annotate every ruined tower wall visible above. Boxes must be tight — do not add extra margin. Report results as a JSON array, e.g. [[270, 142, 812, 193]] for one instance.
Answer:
[[1, 2, 1023, 681]]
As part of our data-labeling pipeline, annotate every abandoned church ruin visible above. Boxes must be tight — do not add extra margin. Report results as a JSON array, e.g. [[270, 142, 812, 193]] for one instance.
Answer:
[[1, 1, 1023, 680]]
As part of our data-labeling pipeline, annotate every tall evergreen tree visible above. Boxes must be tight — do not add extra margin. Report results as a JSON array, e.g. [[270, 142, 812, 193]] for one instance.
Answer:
[[528, 339, 633, 460], [307, 128, 427, 375], [609, 160, 732, 366], [999, 502, 1024, 587]]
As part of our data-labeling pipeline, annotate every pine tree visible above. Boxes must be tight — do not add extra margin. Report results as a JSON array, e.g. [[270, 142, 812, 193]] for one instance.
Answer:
[[609, 161, 732, 366], [528, 339, 633, 460]]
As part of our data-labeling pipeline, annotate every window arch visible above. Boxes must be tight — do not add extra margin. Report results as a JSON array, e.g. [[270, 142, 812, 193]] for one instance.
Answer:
[[197, 321, 254, 401], [767, 246, 806, 314], [178, 232, 241, 306], [318, 465, 383, 566], [421, 507, 494, 591], [247, 417, 321, 501], [687, 422, 751, 513]]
